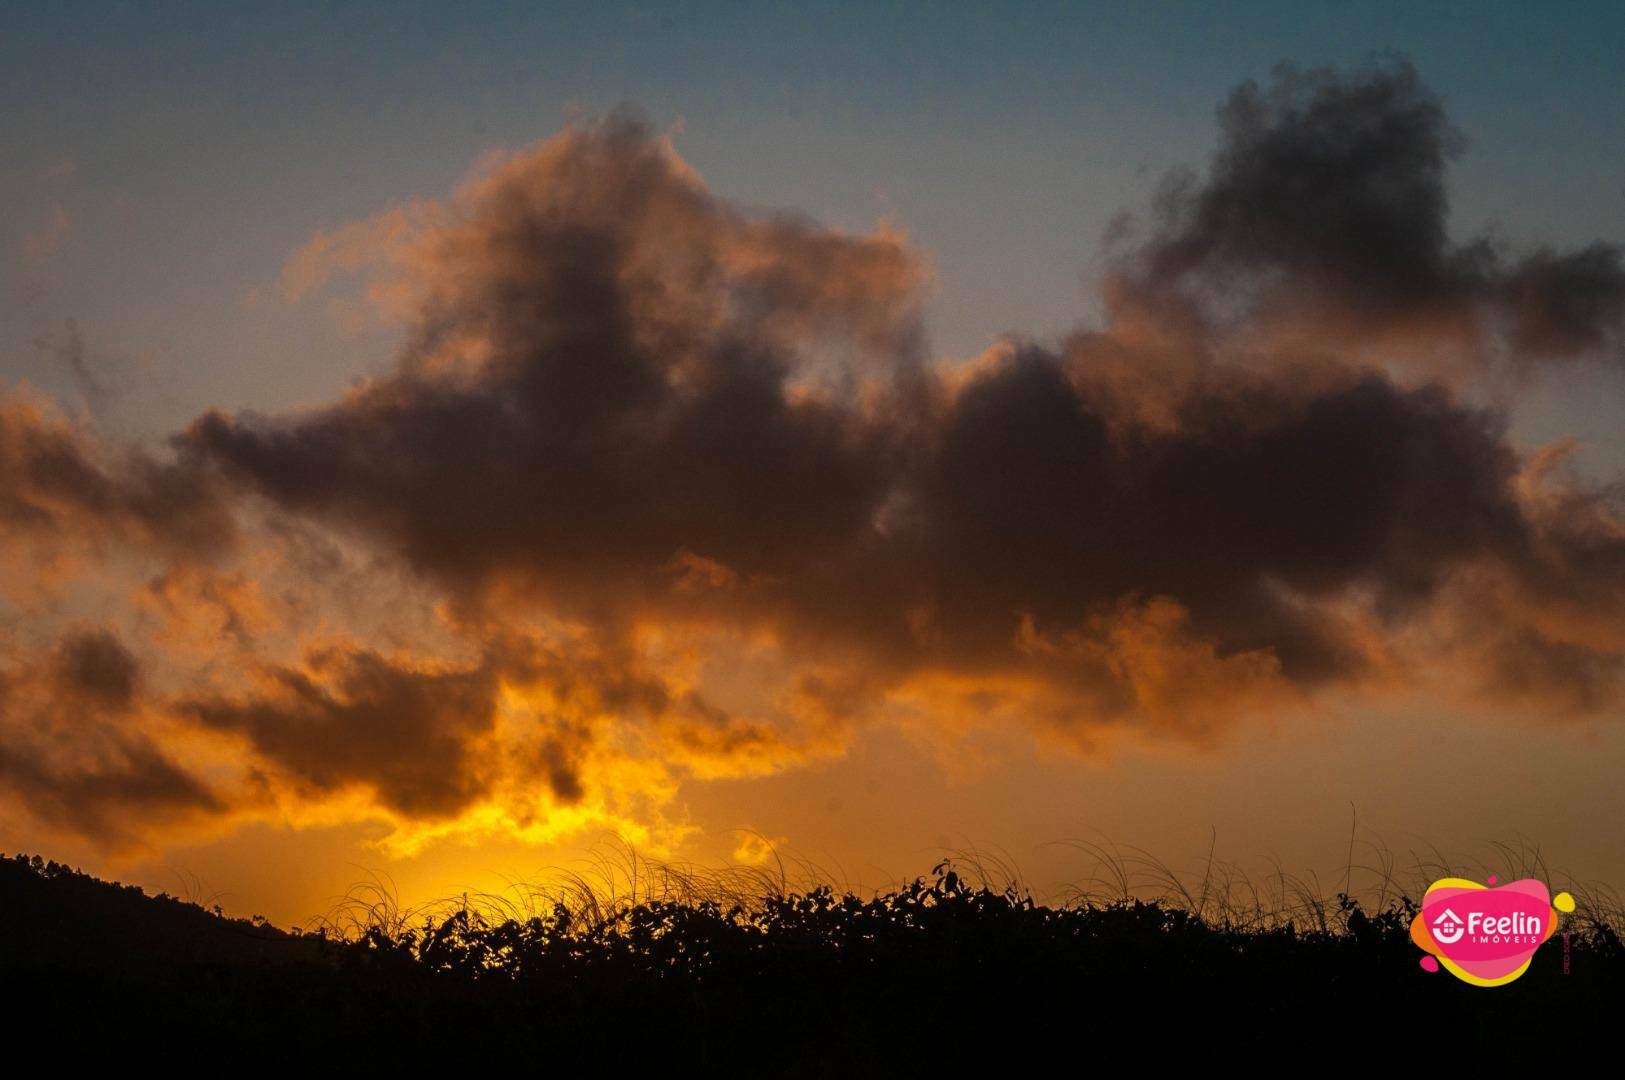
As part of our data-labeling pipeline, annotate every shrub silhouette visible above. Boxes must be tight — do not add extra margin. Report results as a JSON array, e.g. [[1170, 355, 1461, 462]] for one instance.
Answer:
[[4, 849, 1620, 1068]]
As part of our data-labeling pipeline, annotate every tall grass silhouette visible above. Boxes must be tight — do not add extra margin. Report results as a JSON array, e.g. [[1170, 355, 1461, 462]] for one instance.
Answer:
[[294, 831, 1625, 955], [6, 832, 1621, 1067]]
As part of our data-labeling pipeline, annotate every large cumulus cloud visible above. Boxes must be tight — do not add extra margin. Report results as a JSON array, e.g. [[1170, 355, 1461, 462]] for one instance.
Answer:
[[3, 61, 1623, 852]]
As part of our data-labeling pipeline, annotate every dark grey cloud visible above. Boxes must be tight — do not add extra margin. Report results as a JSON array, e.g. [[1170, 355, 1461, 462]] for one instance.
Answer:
[[183, 646, 503, 818], [0, 392, 234, 556], [182, 111, 920, 607], [889, 349, 1530, 680], [1111, 59, 1625, 369], [171, 89, 1625, 743], [0, 628, 222, 847], [56, 629, 142, 710], [178, 633, 800, 820]]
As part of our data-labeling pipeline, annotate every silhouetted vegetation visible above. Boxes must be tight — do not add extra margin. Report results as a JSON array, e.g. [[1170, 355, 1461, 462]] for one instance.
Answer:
[[5, 848, 1620, 1068]]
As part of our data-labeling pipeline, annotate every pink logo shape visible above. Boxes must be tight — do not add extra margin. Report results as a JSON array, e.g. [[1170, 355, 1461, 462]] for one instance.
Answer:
[[1410, 877, 1568, 986]]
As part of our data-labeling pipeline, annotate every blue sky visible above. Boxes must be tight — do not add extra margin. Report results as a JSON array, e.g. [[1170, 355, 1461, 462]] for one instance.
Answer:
[[5, 2, 1622, 441]]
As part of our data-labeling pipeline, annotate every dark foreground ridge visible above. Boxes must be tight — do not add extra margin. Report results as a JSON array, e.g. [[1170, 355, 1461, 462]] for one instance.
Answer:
[[4, 852, 1620, 1068]]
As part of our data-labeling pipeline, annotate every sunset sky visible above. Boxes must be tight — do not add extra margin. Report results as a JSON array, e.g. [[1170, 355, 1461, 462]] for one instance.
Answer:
[[3, 2, 1623, 926]]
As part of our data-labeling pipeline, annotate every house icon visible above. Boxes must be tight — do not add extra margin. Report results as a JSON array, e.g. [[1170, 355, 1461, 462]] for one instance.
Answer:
[[1432, 908, 1465, 944]]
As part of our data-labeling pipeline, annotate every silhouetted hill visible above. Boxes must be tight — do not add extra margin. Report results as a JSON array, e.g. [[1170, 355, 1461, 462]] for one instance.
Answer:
[[1, 854, 325, 971], [4, 852, 1620, 1069]]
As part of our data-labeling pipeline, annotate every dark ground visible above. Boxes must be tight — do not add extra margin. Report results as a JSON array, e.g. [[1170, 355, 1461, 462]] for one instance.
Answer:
[[3, 853, 1618, 1069]]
